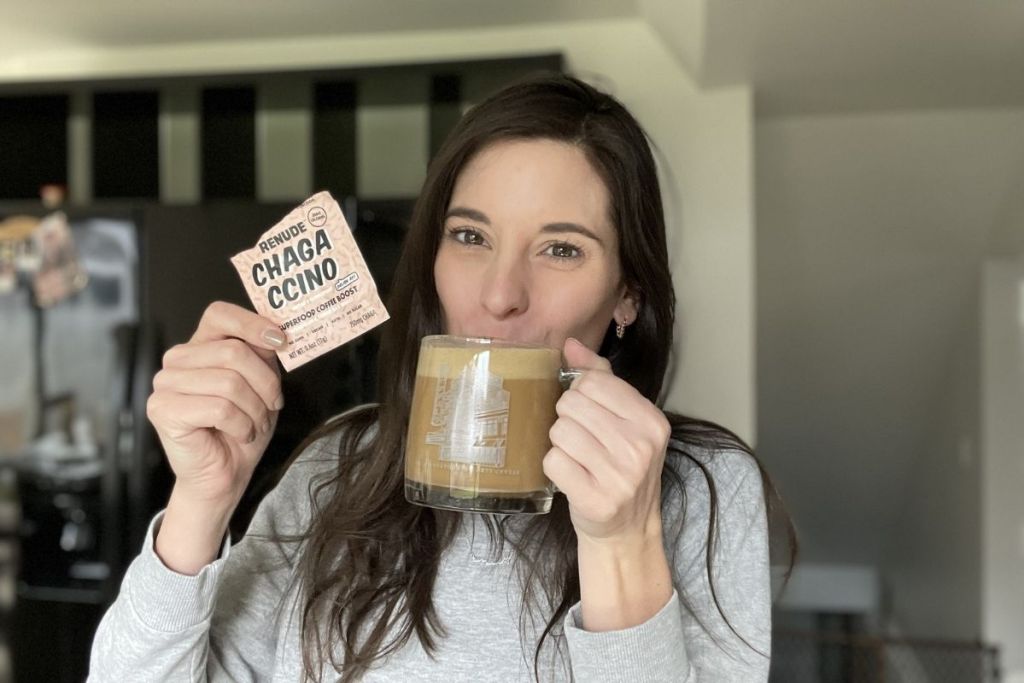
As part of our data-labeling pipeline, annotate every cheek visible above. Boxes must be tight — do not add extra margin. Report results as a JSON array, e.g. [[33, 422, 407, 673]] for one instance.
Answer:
[[535, 275, 618, 334], [433, 259, 451, 313], [433, 253, 470, 320]]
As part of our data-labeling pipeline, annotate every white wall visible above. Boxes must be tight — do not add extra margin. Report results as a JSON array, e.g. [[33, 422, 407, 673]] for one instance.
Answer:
[[776, 563, 880, 615], [160, 85, 201, 203], [67, 90, 93, 205], [3, 18, 757, 442], [257, 75, 313, 202], [757, 106, 1024, 664], [756, 108, 1024, 569], [355, 72, 429, 199], [880, 316, 981, 640], [982, 260, 1024, 682]]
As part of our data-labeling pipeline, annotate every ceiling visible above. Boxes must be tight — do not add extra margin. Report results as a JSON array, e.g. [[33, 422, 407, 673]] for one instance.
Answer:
[[0, 1, 632, 66], [691, 0, 1024, 114], [0, 0, 635, 45], [2, 1, 1024, 114]]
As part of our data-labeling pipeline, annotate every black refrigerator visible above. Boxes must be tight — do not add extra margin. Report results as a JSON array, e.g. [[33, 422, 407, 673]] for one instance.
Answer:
[[0, 198, 410, 681]]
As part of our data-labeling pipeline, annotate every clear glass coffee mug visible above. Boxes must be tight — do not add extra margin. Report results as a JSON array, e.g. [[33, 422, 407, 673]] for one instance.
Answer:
[[404, 335, 580, 514]]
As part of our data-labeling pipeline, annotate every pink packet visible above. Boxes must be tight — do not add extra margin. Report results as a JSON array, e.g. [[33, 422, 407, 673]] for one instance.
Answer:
[[231, 191, 390, 371]]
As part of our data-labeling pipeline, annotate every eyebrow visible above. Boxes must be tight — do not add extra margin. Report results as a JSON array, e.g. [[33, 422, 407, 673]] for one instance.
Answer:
[[444, 206, 605, 246]]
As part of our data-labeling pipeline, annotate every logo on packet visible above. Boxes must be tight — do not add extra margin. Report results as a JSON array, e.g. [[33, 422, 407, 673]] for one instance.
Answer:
[[307, 206, 328, 228]]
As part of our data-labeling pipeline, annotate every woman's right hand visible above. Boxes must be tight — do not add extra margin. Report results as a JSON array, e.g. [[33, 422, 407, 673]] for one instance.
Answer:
[[147, 301, 286, 511]]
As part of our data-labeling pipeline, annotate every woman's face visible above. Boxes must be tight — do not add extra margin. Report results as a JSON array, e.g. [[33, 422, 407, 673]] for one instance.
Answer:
[[434, 138, 637, 352]]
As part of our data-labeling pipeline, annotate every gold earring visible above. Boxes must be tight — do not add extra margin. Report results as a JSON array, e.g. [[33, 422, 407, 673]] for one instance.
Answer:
[[615, 320, 626, 339]]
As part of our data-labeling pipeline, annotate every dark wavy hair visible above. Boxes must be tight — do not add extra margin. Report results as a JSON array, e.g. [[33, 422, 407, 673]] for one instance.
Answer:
[[291, 72, 796, 682]]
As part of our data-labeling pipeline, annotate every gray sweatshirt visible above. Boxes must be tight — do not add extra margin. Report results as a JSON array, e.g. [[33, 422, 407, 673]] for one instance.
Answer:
[[88, 427, 771, 682]]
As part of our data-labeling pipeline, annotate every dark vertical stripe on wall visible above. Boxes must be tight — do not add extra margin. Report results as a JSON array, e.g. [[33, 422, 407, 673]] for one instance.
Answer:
[[92, 91, 160, 199], [0, 95, 68, 200], [313, 81, 357, 198], [430, 74, 462, 161], [201, 86, 256, 199]]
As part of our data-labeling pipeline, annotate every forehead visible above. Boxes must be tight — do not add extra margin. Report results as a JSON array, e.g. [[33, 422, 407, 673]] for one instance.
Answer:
[[448, 139, 613, 234]]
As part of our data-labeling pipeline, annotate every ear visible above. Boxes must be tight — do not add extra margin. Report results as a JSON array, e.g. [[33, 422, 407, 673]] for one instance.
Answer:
[[613, 285, 640, 326]]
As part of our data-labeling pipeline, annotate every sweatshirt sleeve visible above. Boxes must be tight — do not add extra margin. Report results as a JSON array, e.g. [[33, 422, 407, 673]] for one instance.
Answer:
[[86, 511, 232, 682], [562, 448, 772, 682], [87, 442, 338, 683]]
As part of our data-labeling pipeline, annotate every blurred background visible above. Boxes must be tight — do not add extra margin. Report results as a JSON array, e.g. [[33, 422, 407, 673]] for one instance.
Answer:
[[0, 1, 1021, 681]]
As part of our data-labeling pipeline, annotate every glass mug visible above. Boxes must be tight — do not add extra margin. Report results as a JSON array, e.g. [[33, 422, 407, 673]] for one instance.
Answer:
[[404, 335, 580, 514]]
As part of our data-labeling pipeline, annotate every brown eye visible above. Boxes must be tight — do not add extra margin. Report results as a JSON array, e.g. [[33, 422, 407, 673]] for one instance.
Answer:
[[447, 228, 487, 247], [543, 242, 582, 260]]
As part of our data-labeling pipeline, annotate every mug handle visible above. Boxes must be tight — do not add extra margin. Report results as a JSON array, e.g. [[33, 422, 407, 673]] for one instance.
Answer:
[[558, 368, 582, 387]]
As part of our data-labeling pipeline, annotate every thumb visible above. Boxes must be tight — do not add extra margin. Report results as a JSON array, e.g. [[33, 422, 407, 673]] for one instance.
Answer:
[[563, 337, 612, 372]]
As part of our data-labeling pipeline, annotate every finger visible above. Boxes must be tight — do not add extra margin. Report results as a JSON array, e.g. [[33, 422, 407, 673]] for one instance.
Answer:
[[555, 388, 626, 455], [562, 372, 673, 464], [148, 391, 256, 444], [562, 337, 612, 372], [543, 446, 598, 502], [162, 339, 283, 411], [153, 368, 272, 433], [190, 301, 286, 363], [568, 370, 646, 421], [548, 415, 620, 484]]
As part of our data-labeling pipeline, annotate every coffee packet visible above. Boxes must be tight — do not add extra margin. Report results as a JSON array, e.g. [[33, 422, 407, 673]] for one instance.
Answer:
[[231, 191, 390, 371]]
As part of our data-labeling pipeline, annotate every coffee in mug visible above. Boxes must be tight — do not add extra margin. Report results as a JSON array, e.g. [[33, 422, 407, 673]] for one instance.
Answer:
[[404, 335, 576, 514]]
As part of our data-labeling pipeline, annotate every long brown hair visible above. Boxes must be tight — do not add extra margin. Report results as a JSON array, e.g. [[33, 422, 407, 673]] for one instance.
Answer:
[[292, 72, 796, 681]]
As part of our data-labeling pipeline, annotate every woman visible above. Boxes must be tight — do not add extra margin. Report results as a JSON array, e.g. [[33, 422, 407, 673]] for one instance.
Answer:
[[89, 73, 790, 682]]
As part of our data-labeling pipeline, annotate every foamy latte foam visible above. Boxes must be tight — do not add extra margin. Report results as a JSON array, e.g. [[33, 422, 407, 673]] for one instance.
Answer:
[[414, 338, 561, 380]]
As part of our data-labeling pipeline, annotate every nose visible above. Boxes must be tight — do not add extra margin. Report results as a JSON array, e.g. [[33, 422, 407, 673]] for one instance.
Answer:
[[479, 254, 530, 320]]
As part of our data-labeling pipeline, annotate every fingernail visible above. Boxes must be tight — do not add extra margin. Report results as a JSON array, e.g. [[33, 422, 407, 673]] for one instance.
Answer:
[[262, 328, 286, 348], [262, 419, 271, 434], [273, 395, 285, 411]]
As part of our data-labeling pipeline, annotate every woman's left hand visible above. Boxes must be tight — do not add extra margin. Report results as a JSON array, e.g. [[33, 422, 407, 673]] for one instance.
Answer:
[[543, 337, 672, 545]]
